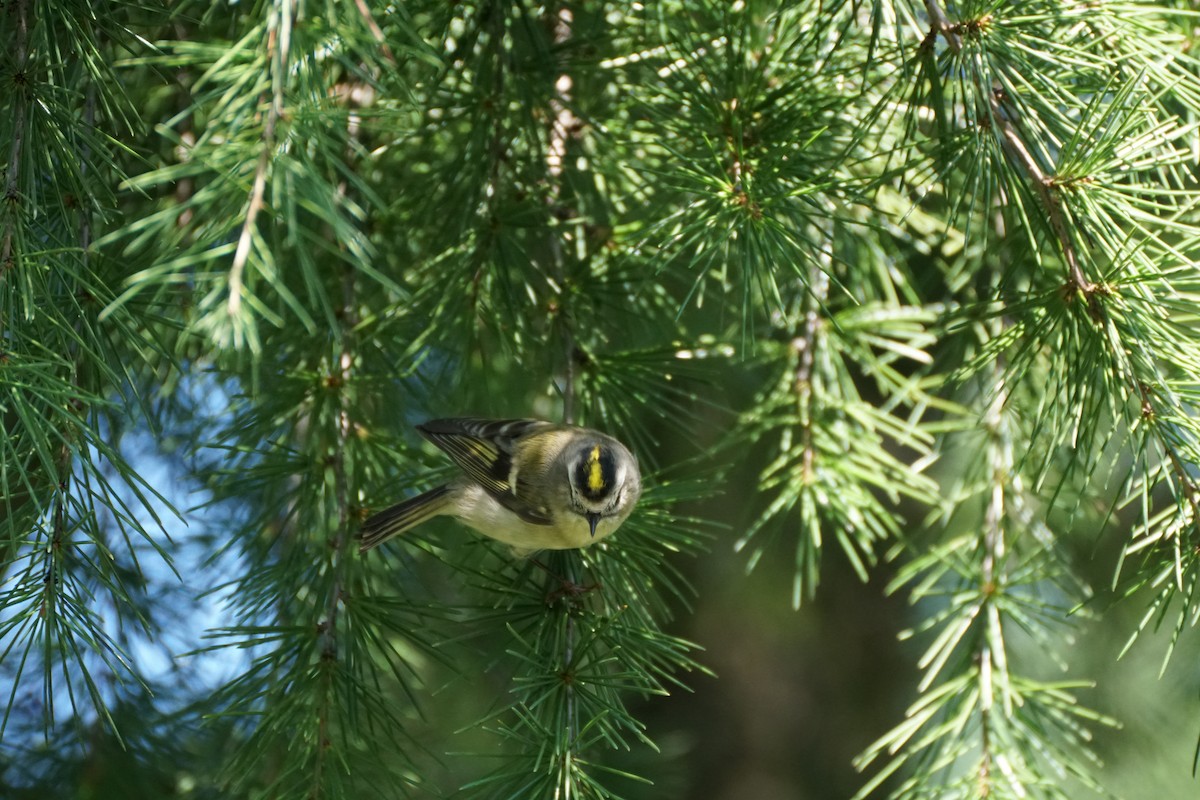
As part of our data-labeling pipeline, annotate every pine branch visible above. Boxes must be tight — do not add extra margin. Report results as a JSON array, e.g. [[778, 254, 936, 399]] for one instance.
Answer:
[[228, 0, 292, 323], [312, 276, 357, 796], [550, 13, 578, 425], [854, 368, 1110, 800], [12, 2, 1200, 796], [737, 286, 940, 606], [925, 0, 1095, 302], [924, 0, 1200, 560], [987, 88, 1097, 303], [548, 5, 583, 772]]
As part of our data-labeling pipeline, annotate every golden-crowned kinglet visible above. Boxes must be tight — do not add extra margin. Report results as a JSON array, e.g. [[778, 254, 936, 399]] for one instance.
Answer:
[[359, 417, 642, 553]]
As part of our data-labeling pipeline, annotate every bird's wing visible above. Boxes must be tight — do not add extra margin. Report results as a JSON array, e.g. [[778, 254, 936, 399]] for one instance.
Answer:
[[417, 418, 556, 525]]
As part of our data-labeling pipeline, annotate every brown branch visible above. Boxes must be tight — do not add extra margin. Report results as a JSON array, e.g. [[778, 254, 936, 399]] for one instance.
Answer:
[[545, 7, 583, 757], [228, 134, 273, 317], [546, 10, 579, 183], [547, 7, 581, 425], [987, 91, 1097, 303], [925, 0, 962, 53], [229, 8, 291, 318]]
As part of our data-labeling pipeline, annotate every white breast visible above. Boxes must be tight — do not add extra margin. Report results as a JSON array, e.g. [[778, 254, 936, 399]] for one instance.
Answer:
[[450, 483, 626, 551]]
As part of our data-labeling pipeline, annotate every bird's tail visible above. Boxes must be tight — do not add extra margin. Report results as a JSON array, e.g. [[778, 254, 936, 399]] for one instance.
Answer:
[[359, 485, 452, 552]]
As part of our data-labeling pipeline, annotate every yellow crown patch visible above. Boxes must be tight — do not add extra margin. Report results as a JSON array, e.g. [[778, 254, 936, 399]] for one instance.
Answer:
[[587, 445, 606, 491]]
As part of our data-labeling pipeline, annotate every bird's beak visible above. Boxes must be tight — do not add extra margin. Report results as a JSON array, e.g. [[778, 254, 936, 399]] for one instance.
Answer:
[[586, 512, 600, 538]]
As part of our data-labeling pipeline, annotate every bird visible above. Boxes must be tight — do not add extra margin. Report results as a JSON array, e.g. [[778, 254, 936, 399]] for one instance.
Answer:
[[359, 417, 642, 554]]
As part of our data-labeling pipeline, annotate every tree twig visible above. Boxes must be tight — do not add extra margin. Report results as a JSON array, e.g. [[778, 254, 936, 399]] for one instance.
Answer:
[[925, 0, 962, 53], [229, 1, 292, 318], [547, 5, 582, 758], [986, 91, 1097, 302], [548, 7, 581, 425]]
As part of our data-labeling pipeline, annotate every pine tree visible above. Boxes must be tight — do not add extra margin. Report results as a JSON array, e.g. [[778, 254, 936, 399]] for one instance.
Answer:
[[4, 2, 1200, 799]]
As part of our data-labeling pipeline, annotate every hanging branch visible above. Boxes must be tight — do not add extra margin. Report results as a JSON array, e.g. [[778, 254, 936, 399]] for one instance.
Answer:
[[548, 6, 581, 426], [925, 0, 1200, 531], [547, 1, 583, 767], [925, 0, 1092, 299], [311, 64, 375, 791], [988, 90, 1096, 300], [313, 277, 356, 796], [851, 8, 1129, 797]]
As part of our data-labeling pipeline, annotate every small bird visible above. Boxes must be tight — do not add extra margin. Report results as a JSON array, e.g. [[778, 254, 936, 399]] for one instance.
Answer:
[[359, 417, 642, 553]]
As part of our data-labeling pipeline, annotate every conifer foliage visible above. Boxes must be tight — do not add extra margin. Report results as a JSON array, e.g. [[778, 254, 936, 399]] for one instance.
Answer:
[[3, 1, 1200, 798]]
